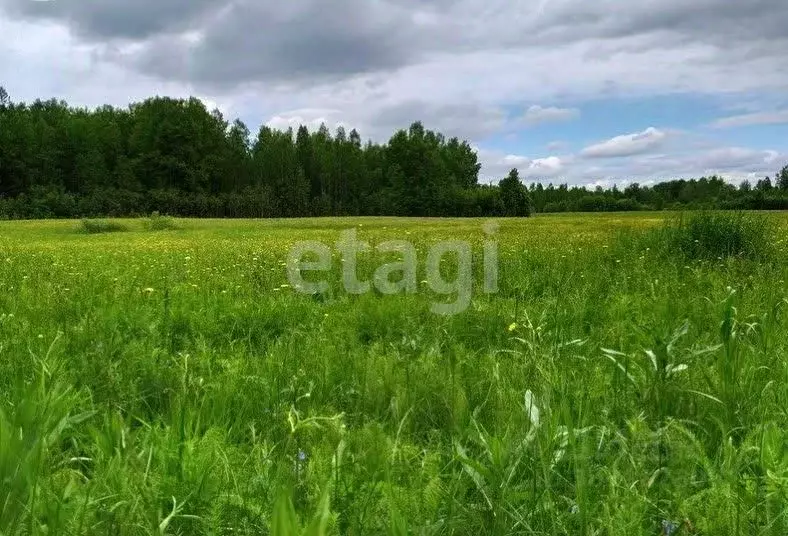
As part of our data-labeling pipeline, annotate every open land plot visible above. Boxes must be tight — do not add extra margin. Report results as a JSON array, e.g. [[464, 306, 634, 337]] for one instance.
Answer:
[[1, 212, 787, 535]]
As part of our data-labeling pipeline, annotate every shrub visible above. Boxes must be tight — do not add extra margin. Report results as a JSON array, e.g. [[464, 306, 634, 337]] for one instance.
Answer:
[[78, 219, 128, 234], [143, 211, 179, 231]]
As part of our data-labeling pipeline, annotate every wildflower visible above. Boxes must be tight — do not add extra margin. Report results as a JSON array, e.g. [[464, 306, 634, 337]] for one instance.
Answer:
[[297, 450, 307, 462], [143, 287, 155, 294], [508, 323, 518, 332]]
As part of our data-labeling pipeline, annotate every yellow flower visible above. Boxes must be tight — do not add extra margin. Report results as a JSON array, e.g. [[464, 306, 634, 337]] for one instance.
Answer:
[[508, 323, 518, 332]]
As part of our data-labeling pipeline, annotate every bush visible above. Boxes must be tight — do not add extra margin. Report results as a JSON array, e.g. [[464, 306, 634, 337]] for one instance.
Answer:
[[143, 211, 179, 231], [78, 219, 128, 234], [655, 211, 774, 261]]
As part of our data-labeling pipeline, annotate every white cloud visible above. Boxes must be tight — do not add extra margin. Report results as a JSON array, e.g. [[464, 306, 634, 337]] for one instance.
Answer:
[[265, 108, 345, 132], [546, 140, 567, 151], [476, 141, 784, 186], [501, 154, 531, 167], [524, 156, 564, 177], [568, 145, 784, 185], [523, 105, 579, 126], [694, 147, 781, 170], [581, 127, 667, 158], [711, 110, 788, 128], [479, 150, 565, 182]]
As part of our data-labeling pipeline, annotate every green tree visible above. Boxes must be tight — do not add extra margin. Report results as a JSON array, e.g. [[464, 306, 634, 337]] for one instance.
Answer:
[[756, 176, 773, 192], [498, 168, 532, 217], [777, 165, 788, 191]]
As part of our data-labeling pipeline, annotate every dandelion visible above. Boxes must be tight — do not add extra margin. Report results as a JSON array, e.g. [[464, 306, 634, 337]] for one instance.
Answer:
[[143, 287, 155, 294], [508, 323, 518, 332]]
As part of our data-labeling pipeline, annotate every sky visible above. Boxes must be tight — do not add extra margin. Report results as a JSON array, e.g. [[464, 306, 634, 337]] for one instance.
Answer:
[[1, 0, 787, 186]]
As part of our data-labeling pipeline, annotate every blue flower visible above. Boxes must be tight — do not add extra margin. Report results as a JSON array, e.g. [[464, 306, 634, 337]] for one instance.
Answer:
[[297, 450, 307, 462]]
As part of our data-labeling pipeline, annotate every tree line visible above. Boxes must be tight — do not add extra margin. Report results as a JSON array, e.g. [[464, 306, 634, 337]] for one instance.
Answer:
[[529, 171, 788, 213], [1, 87, 787, 219]]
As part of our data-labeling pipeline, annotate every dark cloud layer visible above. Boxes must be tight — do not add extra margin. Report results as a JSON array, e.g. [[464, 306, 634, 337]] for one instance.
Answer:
[[2, 0, 215, 39], [146, 1, 419, 84], [3, 0, 787, 86]]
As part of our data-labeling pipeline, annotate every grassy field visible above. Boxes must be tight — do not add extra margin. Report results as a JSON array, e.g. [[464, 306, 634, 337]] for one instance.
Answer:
[[1, 212, 787, 535]]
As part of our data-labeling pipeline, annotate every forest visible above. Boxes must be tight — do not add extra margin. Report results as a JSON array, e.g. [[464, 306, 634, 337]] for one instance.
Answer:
[[1, 87, 787, 219]]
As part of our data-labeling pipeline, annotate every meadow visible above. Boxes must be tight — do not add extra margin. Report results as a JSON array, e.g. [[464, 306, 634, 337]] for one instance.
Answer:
[[0, 212, 786, 535]]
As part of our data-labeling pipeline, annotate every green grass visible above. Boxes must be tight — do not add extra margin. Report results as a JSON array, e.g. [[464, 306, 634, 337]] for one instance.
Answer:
[[143, 212, 179, 232], [0, 212, 787, 535], [656, 211, 775, 261], [78, 218, 129, 234]]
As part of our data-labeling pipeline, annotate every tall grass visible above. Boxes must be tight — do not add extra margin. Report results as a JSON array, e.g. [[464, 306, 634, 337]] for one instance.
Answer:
[[659, 211, 774, 261], [144, 211, 179, 231], [0, 213, 786, 534], [78, 218, 128, 234]]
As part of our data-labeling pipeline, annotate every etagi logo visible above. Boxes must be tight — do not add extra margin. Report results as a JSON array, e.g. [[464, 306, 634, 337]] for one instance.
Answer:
[[286, 222, 500, 316]]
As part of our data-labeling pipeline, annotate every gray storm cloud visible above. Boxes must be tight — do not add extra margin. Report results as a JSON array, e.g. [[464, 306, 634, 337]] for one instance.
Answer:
[[2, 0, 786, 85]]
